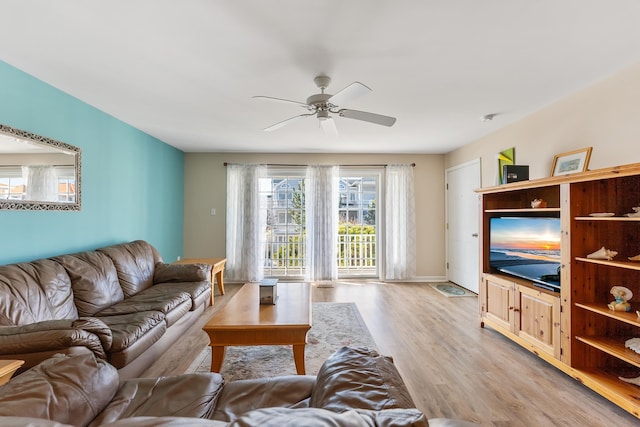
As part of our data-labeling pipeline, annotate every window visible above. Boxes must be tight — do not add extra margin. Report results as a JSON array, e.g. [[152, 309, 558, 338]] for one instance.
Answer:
[[260, 167, 380, 279]]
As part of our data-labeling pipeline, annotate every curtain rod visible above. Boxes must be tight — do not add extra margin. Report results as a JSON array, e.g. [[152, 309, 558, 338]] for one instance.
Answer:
[[223, 162, 415, 167]]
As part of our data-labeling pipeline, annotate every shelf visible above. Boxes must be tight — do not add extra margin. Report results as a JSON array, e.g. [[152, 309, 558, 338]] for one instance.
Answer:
[[575, 257, 640, 271], [485, 207, 560, 214], [575, 303, 640, 327], [479, 162, 640, 419], [576, 336, 640, 369], [572, 367, 640, 413], [575, 216, 640, 221]]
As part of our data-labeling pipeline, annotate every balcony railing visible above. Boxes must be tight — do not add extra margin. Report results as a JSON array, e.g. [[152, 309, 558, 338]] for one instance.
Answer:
[[263, 233, 377, 276]]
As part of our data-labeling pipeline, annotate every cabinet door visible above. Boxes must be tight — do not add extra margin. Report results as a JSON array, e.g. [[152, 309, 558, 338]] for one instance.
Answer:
[[483, 275, 514, 332], [517, 285, 561, 359]]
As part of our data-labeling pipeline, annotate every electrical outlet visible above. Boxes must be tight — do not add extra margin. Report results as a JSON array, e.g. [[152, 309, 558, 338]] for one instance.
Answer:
[[210, 208, 216, 216]]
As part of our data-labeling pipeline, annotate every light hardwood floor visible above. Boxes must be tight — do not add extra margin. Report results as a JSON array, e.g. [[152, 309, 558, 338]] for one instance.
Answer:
[[141, 281, 639, 426]]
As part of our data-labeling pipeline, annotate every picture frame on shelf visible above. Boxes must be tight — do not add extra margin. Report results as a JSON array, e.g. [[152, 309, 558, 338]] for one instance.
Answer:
[[550, 147, 592, 176]]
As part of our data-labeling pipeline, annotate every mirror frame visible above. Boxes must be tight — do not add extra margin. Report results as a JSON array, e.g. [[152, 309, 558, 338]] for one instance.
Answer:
[[0, 124, 82, 211]]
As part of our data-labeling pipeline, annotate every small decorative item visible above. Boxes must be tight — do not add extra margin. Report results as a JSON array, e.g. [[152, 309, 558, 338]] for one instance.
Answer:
[[624, 207, 640, 218], [608, 286, 633, 312], [496, 147, 515, 185], [625, 338, 640, 354], [531, 199, 547, 208], [629, 254, 640, 261], [259, 278, 278, 305], [503, 165, 529, 183], [550, 147, 592, 177], [586, 246, 618, 260], [619, 375, 640, 387]]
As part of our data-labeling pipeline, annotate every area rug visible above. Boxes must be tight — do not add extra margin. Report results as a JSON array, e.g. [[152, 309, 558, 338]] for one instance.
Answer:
[[429, 282, 476, 297], [186, 302, 377, 381]]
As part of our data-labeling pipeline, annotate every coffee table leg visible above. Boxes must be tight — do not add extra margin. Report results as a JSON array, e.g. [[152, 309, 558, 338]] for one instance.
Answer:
[[210, 346, 226, 372], [292, 344, 306, 375]]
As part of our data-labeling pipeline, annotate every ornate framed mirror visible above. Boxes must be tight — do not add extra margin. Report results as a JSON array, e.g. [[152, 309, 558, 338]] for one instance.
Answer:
[[0, 124, 81, 210]]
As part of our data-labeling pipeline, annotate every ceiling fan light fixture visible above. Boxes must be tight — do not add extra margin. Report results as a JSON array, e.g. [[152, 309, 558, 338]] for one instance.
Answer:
[[317, 110, 330, 120]]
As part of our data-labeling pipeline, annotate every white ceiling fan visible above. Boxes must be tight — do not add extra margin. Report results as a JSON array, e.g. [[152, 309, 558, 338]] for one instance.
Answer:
[[253, 75, 396, 137]]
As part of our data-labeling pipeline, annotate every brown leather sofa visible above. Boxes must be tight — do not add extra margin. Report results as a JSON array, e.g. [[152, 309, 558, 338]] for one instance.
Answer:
[[0, 240, 212, 379], [0, 347, 479, 427]]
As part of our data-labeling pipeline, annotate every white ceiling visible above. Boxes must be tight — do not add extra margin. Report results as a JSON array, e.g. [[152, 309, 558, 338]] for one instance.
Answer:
[[2, 1, 640, 154]]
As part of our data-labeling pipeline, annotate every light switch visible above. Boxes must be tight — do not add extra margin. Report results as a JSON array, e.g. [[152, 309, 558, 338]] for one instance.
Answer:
[[210, 208, 216, 216]]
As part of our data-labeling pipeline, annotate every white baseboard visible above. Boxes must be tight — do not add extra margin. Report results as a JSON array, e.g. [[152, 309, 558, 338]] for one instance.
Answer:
[[383, 276, 448, 283]]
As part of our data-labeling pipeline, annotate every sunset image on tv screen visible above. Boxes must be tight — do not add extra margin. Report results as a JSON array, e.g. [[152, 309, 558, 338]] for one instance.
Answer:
[[490, 217, 561, 260]]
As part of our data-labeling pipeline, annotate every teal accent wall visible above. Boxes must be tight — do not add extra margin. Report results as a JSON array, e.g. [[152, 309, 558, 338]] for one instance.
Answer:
[[0, 61, 184, 264]]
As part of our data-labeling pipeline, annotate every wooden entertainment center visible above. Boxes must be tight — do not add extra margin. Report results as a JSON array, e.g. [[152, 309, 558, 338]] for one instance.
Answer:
[[477, 162, 640, 418]]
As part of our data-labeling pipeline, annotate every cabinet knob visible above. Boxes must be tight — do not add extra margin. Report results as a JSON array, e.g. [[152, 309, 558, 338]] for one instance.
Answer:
[[472, 233, 479, 237]]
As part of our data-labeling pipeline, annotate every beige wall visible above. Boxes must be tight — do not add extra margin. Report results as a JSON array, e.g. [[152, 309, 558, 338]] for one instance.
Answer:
[[446, 62, 640, 186], [183, 153, 446, 279]]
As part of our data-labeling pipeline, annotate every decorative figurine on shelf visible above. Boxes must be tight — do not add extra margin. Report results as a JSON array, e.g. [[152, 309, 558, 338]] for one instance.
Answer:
[[531, 199, 547, 208], [629, 253, 640, 261], [625, 338, 640, 354], [608, 286, 633, 312], [624, 207, 640, 218], [586, 246, 618, 260], [620, 339, 640, 385]]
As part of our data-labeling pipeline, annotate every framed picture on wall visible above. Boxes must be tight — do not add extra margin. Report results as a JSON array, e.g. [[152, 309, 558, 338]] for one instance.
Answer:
[[550, 147, 592, 176]]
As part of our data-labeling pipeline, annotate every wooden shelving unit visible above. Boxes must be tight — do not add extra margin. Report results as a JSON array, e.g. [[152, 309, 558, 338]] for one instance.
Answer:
[[477, 162, 640, 419]]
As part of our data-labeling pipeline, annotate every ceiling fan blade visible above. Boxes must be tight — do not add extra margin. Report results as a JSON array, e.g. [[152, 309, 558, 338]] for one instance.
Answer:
[[252, 95, 309, 108], [320, 117, 338, 138], [263, 113, 313, 132], [339, 109, 397, 127], [327, 82, 371, 107]]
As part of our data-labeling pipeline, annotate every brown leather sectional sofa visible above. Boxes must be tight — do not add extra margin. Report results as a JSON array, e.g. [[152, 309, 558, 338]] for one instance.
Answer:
[[0, 240, 212, 379], [0, 347, 479, 426]]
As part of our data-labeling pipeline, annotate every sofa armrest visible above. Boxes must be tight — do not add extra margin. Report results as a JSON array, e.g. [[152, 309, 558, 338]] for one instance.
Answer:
[[310, 346, 416, 412], [0, 353, 119, 427], [154, 262, 212, 284], [0, 318, 111, 359]]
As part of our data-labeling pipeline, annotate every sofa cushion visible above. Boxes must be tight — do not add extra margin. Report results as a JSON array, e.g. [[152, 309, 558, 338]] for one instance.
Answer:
[[54, 251, 124, 317], [0, 417, 75, 427], [0, 259, 78, 326], [152, 281, 211, 311], [310, 346, 416, 412], [211, 375, 315, 422], [98, 240, 162, 297], [98, 311, 166, 354], [95, 417, 228, 427], [226, 407, 429, 427], [96, 287, 191, 327], [88, 373, 225, 426], [0, 353, 119, 427]]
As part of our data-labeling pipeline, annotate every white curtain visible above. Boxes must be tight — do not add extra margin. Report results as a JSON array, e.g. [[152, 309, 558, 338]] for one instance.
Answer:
[[225, 164, 267, 282], [385, 164, 416, 280], [22, 165, 58, 201], [305, 165, 339, 283]]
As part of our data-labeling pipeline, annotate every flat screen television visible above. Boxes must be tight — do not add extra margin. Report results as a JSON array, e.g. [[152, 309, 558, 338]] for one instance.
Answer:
[[489, 216, 561, 292]]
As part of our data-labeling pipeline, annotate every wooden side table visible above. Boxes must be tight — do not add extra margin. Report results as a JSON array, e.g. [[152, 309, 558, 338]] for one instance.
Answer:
[[0, 360, 24, 385], [174, 257, 227, 304]]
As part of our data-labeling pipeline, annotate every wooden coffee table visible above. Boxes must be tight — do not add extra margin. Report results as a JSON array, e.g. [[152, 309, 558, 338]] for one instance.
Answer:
[[202, 282, 311, 374]]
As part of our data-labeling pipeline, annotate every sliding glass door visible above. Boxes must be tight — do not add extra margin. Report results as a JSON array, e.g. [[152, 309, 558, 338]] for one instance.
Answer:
[[260, 167, 380, 279]]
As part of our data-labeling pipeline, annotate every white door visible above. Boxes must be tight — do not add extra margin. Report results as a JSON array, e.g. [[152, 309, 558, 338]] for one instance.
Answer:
[[446, 159, 481, 293]]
